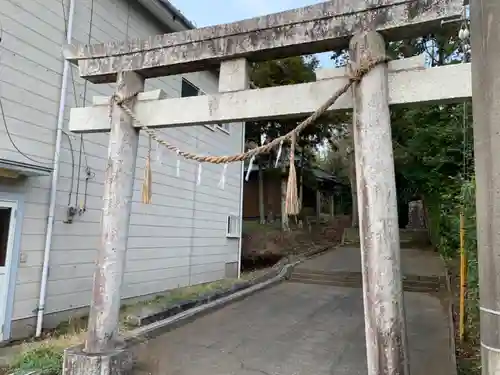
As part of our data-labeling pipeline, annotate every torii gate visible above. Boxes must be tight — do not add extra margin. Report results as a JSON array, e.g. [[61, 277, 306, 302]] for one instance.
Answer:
[[60, 0, 489, 374]]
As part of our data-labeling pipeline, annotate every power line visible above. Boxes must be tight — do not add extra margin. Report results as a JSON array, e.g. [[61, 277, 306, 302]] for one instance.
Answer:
[[0, 18, 55, 167], [0, 10, 77, 209], [61, 0, 96, 211], [63, 0, 94, 208]]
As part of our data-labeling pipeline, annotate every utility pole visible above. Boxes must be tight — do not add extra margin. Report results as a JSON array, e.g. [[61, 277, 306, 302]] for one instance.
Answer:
[[350, 31, 409, 375], [470, 1, 500, 373]]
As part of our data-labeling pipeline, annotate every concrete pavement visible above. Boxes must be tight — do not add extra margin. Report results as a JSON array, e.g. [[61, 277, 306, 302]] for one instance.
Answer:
[[132, 247, 455, 375], [296, 246, 446, 278]]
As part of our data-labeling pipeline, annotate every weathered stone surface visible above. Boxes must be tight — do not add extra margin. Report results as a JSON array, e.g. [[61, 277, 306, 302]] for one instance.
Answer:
[[407, 200, 426, 229], [471, 0, 500, 369], [63, 0, 463, 83], [62, 345, 134, 375], [68, 62, 471, 133]]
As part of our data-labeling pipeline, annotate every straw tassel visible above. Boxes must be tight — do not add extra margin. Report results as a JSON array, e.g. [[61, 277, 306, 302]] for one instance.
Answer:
[[141, 136, 153, 204], [285, 132, 299, 216]]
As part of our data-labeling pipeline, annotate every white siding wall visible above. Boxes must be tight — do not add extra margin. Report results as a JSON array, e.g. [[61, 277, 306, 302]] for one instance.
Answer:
[[0, 0, 243, 324]]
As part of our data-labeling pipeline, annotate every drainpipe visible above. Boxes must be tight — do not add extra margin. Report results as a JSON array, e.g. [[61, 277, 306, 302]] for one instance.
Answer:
[[35, 0, 76, 337], [237, 122, 246, 278]]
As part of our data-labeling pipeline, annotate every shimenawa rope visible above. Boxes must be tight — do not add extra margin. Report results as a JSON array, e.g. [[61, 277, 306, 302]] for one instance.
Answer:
[[110, 55, 389, 214]]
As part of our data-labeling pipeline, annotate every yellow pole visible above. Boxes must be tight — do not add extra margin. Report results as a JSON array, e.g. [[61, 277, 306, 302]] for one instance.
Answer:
[[459, 210, 466, 342]]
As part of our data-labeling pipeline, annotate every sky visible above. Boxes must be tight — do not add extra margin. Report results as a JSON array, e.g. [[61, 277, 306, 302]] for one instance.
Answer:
[[168, 0, 334, 68]]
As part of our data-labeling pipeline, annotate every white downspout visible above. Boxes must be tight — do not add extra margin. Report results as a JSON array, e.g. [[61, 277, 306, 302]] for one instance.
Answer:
[[237, 122, 246, 278], [35, 0, 76, 337]]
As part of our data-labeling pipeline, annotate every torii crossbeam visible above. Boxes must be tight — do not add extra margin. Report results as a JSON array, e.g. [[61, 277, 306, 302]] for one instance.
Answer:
[[61, 1, 468, 375], [68, 59, 471, 133], [63, 0, 463, 83]]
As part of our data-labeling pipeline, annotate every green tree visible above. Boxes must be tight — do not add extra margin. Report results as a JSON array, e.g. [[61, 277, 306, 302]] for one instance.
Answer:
[[387, 33, 472, 229], [246, 55, 324, 146], [317, 124, 358, 226], [245, 56, 326, 229], [326, 31, 472, 231]]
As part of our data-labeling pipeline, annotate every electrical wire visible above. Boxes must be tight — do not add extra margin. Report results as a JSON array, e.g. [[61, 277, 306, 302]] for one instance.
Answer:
[[59, 0, 77, 207], [0, 93, 50, 166], [61, 0, 95, 211], [62, 130, 75, 206], [0, 84, 76, 187], [72, 0, 94, 209], [0, 19, 54, 167], [0, 8, 78, 209]]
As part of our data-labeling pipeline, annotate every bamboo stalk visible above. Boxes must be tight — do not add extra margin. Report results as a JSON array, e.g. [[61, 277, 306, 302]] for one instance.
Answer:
[[459, 210, 466, 342]]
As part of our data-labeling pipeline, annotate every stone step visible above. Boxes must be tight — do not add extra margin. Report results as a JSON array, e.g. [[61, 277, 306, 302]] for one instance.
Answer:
[[288, 277, 361, 288], [342, 228, 431, 247], [291, 273, 361, 284], [289, 270, 446, 293]]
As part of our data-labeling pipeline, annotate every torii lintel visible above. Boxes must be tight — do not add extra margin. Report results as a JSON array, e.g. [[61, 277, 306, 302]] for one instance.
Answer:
[[63, 0, 464, 84]]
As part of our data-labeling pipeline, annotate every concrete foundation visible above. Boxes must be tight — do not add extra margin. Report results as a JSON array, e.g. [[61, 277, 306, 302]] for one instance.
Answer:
[[6, 287, 200, 342], [225, 262, 239, 278], [63, 345, 134, 375]]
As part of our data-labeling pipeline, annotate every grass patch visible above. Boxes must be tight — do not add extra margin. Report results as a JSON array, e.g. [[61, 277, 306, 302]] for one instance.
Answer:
[[120, 278, 248, 328], [10, 345, 64, 375], [6, 334, 84, 375], [456, 300, 480, 375], [4, 272, 268, 375], [446, 258, 481, 375], [242, 220, 281, 236]]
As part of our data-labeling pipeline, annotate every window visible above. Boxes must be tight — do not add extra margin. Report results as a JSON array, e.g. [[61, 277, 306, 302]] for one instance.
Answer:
[[216, 123, 230, 134], [181, 78, 215, 131], [226, 213, 240, 238], [181, 78, 199, 97], [0, 208, 11, 267], [181, 78, 230, 134]]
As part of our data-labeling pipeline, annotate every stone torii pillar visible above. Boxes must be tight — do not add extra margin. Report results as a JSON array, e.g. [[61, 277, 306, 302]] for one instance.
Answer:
[[350, 31, 409, 375], [63, 72, 145, 374], [470, 1, 500, 374]]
